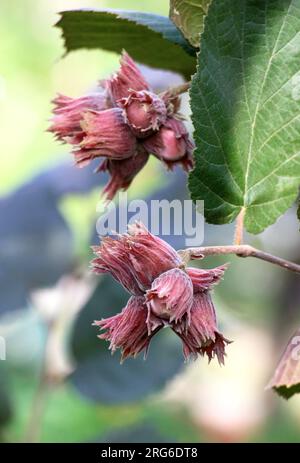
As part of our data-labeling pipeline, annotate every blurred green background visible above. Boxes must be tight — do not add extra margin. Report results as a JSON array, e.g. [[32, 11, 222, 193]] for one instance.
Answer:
[[1, 0, 300, 444]]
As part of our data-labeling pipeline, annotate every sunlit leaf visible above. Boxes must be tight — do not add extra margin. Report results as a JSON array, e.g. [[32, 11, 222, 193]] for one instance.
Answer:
[[56, 10, 196, 78], [189, 0, 300, 234]]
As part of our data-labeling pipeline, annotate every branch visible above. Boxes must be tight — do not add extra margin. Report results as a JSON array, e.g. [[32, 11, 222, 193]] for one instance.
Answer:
[[160, 81, 191, 100], [178, 244, 300, 274], [158, 82, 299, 275]]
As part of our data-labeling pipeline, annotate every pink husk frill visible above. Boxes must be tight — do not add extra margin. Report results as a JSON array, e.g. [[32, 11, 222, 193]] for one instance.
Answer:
[[94, 296, 160, 362], [73, 108, 136, 167], [146, 268, 194, 329], [173, 292, 230, 364], [97, 147, 149, 201], [187, 264, 228, 292], [49, 92, 110, 144], [106, 51, 150, 104], [91, 223, 183, 294]]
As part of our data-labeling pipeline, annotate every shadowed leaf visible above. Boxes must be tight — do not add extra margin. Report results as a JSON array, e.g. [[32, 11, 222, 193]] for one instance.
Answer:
[[169, 0, 211, 47], [56, 10, 196, 78], [267, 329, 300, 399]]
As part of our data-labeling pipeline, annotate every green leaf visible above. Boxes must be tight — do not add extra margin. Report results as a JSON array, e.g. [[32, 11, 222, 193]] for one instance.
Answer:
[[56, 9, 196, 79], [189, 0, 300, 234], [169, 0, 211, 47]]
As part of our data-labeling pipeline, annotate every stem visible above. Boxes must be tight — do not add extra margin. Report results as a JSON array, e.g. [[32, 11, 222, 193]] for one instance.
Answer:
[[23, 326, 51, 443], [23, 316, 60, 443], [23, 371, 49, 443], [179, 244, 300, 274], [234, 207, 245, 245]]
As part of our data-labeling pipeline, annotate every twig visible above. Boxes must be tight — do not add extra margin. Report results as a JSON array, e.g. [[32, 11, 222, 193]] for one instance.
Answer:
[[160, 81, 191, 100], [178, 244, 300, 274]]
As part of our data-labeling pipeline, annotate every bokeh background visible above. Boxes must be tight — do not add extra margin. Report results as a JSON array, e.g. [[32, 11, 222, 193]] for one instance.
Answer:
[[1, 0, 300, 443]]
